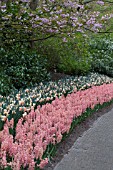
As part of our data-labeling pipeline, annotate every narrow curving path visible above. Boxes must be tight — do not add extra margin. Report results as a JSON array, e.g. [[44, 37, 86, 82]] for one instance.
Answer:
[[44, 103, 113, 170], [54, 107, 113, 170]]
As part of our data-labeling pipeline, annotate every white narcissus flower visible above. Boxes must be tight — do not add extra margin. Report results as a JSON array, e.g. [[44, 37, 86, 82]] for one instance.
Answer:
[[12, 111, 16, 114], [37, 93, 41, 98], [36, 98, 39, 102], [46, 97, 50, 101], [73, 87, 77, 92], [3, 109, 7, 113], [19, 99, 25, 105], [25, 89, 29, 93], [23, 112, 27, 117], [50, 97, 53, 100], [31, 106, 34, 110], [19, 107, 23, 111], [0, 115, 7, 121]]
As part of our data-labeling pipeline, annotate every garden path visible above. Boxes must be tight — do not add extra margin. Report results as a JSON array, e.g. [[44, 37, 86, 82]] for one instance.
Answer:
[[54, 107, 113, 170]]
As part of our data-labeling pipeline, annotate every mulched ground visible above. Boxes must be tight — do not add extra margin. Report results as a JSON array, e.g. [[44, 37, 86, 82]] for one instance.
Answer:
[[50, 72, 71, 81], [43, 72, 113, 170]]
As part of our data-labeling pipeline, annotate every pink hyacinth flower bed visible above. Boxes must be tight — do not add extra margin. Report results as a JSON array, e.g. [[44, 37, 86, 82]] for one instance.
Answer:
[[0, 83, 113, 170]]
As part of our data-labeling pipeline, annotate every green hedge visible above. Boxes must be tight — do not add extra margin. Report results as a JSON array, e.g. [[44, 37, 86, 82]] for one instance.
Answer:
[[89, 37, 113, 77]]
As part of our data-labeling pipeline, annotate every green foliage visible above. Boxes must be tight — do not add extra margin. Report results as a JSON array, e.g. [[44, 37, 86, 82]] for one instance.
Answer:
[[58, 55, 91, 75], [0, 46, 50, 93], [36, 38, 61, 71], [36, 34, 92, 75], [0, 71, 15, 96], [57, 35, 91, 75], [89, 36, 113, 77]]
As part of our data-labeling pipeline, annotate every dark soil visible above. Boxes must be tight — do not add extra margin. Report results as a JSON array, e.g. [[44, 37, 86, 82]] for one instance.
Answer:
[[50, 72, 71, 81], [43, 97, 113, 170]]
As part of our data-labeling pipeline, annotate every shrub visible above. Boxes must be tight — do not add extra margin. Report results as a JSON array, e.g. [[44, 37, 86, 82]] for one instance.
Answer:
[[58, 55, 91, 75], [0, 71, 15, 96], [36, 34, 92, 75], [0, 46, 50, 91], [89, 36, 113, 77], [57, 34, 92, 75], [36, 38, 61, 72]]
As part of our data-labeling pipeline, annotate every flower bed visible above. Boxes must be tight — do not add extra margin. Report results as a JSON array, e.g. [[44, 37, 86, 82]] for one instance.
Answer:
[[0, 83, 113, 170], [0, 72, 113, 129]]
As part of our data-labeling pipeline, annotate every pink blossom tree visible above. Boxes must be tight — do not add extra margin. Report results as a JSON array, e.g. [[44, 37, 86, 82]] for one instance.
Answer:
[[1, 0, 113, 47]]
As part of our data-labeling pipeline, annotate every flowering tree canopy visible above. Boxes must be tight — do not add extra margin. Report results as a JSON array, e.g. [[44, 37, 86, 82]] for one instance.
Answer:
[[0, 0, 113, 46]]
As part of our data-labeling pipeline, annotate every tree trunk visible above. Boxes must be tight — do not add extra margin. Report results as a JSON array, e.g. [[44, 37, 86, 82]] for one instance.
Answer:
[[29, 0, 39, 10], [29, 0, 39, 48]]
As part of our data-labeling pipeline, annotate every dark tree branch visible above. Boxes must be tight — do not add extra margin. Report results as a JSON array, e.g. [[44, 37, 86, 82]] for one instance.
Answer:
[[83, 0, 96, 5], [0, 34, 57, 45], [104, 1, 113, 4], [84, 26, 113, 33], [98, 31, 113, 33], [83, 0, 113, 4]]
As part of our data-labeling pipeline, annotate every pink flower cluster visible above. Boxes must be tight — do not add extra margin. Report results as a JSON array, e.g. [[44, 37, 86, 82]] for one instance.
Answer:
[[0, 83, 113, 170]]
